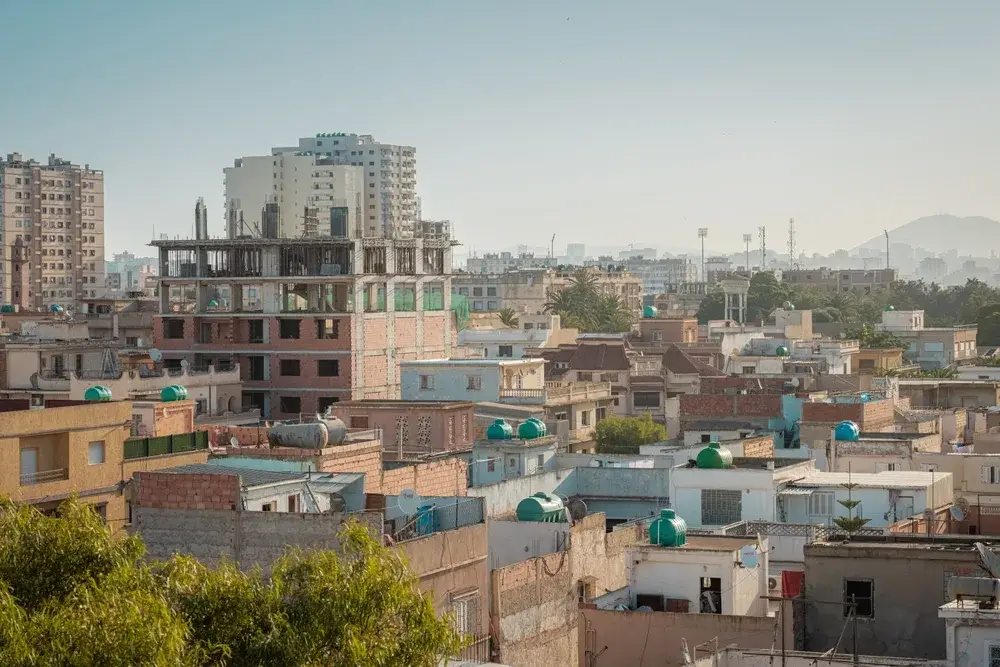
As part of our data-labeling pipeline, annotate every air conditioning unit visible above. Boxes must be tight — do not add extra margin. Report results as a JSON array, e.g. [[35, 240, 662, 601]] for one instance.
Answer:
[[768, 577, 779, 591]]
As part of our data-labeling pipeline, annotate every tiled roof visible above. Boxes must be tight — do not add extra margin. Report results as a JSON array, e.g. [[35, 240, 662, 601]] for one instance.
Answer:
[[568, 344, 630, 371], [662, 344, 700, 375]]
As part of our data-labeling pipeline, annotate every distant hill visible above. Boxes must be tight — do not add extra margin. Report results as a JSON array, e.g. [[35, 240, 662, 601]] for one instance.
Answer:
[[854, 215, 1000, 255]]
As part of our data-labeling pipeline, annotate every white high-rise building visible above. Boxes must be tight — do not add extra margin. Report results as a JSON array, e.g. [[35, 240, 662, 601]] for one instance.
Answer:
[[224, 133, 416, 239]]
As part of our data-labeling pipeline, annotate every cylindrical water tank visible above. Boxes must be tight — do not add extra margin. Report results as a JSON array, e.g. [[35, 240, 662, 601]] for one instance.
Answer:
[[518, 420, 545, 440], [835, 420, 860, 441], [267, 422, 329, 449], [643, 305, 658, 319], [0, 305, 13, 313], [160, 385, 188, 402], [516, 492, 565, 522], [649, 509, 688, 547], [319, 416, 348, 445], [696, 442, 733, 469], [84, 386, 104, 402], [775, 345, 790, 357], [486, 419, 514, 440], [527, 417, 548, 436]]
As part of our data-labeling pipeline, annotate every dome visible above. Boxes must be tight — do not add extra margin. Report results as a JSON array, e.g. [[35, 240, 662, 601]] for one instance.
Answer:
[[642, 305, 658, 319], [835, 420, 860, 441], [696, 442, 733, 469], [486, 419, 514, 440]]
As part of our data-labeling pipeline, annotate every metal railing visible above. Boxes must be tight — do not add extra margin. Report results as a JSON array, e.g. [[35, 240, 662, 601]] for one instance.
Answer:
[[20, 468, 69, 486]]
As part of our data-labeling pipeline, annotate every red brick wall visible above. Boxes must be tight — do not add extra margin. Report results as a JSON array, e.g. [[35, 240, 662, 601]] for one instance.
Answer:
[[395, 316, 417, 348], [422, 313, 447, 349], [134, 471, 240, 510], [861, 399, 894, 429], [381, 458, 468, 497], [679, 394, 781, 417], [801, 402, 863, 424], [700, 377, 791, 394]]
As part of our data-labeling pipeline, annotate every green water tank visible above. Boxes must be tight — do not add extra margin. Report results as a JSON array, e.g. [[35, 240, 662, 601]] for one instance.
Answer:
[[516, 492, 566, 522], [884, 305, 895, 311], [161, 385, 189, 402], [208, 299, 219, 308], [518, 420, 545, 440], [84, 385, 111, 402], [775, 345, 790, 357], [0, 305, 13, 313], [486, 419, 513, 440], [696, 442, 733, 469], [526, 417, 548, 436], [649, 509, 687, 547], [643, 305, 658, 319]]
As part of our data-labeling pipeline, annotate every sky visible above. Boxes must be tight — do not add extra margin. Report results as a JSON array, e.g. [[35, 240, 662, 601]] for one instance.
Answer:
[[3, 1, 1000, 257]]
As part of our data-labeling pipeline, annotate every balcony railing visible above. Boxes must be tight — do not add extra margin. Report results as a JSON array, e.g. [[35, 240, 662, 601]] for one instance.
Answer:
[[20, 468, 69, 486]]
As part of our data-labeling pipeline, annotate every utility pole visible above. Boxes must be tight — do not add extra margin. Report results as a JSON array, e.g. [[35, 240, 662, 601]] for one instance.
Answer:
[[698, 228, 708, 283], [758, 226, 767, 269], [884, 229, 890, 272], [742, 234, 752, 273], [787, 218, 796, 270]]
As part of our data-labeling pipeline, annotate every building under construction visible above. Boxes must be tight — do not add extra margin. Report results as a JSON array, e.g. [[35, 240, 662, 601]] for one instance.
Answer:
[[150, 231, 457, 418]]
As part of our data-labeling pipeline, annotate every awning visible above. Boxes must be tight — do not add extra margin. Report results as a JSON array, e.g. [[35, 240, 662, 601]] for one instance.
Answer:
[[778, 488, 814, 497]]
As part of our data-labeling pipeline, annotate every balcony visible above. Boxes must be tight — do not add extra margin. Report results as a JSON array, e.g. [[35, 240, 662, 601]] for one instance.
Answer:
[[20, 468, 69, 486], [498, 381, 613, 406]]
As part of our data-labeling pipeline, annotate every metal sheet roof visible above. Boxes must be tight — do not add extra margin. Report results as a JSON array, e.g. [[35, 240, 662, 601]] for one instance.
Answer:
[[778, 488, 815, 496], [159, 463, 305, 488]]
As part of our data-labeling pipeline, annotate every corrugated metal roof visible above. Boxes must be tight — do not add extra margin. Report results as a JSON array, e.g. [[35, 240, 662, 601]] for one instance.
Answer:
[[159, 463, 305, 488], [778, 488, 814, 496]]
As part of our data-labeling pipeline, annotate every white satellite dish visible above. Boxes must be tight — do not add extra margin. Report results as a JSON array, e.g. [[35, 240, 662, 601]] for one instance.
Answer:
[[589, 459, 602, 468], [229, 436, 240, 449], [149, 348, 163, 362], [397, 488, 422, 515], [950, 505, 966, 522], [180, 358, 189, 369], [739, 545, 760, 569], [790, 377, 800, 388]]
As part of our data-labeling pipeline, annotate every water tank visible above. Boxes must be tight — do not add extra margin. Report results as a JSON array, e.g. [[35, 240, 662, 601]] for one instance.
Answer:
[[518, 420, 545, 440], [835, 420, 860, 441], [649, 509, 687, 547], [268, 422, 329, 449], [782, 301, 795, 310], [486, 419, 514, 440], [49, 305, 63, 313], [207, 299, 219, 308], [884, 305, 895, 312], [696, 442, 733, 469], [0, 305, 13, 313], [84, 385, 111, 402], [160, 385, 188, 402], [516, 492, 566, 523], [318, 416, 348, 445], [775, 345, 790, 357], [859, 392, 870, 403], [527, 418, 548, 436], [643, 305, 658, 319]]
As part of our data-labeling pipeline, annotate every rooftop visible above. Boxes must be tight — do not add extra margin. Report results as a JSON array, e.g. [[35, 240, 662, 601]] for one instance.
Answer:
[[159, 463, 304, 487], [791, 470, 946, 489], [662, 344, 700, 375], [678, 457, 806, 471], [635, 535, 757, 552], [400, 358, 542, 368]]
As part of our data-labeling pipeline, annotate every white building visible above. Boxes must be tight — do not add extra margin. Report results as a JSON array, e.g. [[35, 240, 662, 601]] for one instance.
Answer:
[[458, 314, 577, 359], [465, 252, 557, 274], [225, 133, 415, 239], [399, 358, 545, 403], [621, 257, 698, 295]]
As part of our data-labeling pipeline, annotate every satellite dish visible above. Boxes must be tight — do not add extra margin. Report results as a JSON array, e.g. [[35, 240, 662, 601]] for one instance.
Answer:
[[791, 378, 800, 388], [739, 545, 760, 569], [329, 493, 346, 513], [950, 505, 966, 522], [566, 499, 588, 522], [149, 348, 163, 362], [229, 436, 240, 449], [397, 488, 422, 515], [589, 459, 602, 468], [180, 358, 189, 369]]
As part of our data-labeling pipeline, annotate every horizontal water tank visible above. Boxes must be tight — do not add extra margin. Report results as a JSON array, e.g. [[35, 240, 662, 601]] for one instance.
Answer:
[[516, 492, 565, 522], [318, 416, 348, 445], [835, 420, 860, 441], [160, 385, 188, 402], [268, 422, 329, 449], [649, 509, 687, 547], [487, 419, 514, 440]]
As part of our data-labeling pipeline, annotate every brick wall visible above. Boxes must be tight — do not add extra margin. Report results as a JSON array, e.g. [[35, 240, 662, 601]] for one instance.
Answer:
[[801, 401, 863, 424], [134, 471, 240, 510], [152, 401, 196, 437], [700, 376, 790, 394], [381, 458, 468, 497], [742, 434, 775, 458], [395, 316, 417, 348], [861, 399, 895, 429], [363, 317, 388, 350], [423, 313, 447, 349], [679, 393, 781, 418]]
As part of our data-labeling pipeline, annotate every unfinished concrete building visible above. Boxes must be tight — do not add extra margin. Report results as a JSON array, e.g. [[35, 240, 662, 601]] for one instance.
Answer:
[[151, 235, 456, 418]]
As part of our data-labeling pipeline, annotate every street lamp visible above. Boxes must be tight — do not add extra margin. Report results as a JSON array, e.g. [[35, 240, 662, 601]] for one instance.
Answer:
[[698, 228, 708, 283]]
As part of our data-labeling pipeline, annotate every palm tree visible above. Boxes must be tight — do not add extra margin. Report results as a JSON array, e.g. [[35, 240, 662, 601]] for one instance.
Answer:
[[543, 288, 575, 316], [593, 294, 632, 333], [567, 268, 599, 296], [497, 306, 519, 328]]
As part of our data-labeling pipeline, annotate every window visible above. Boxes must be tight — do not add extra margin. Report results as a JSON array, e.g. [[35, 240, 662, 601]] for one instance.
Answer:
[[652, 331, 663, 341], [809, 492, 835, 516], [164, 319, 184, 339], [843, 579, 873, 618], [536, 454, 545, 469], [983, 466, 1000, 484], [419, 374, 434, 390], [248, 356, 266, 381], [472, 287, 483, 297], [249, 320, 265, 343], [487, 287, 497, 297], [318, 360, 340, 377], [875, 462, 899, 472], [742, 366, 756, 375], [280, 396, 301, 414], [487, 459, 496, 472], [350, 416, 370, 429], [988, 644, 1000, 667], [596, 407, 607, 421], [93, 503, 108, 524], [451, 591, 480, 635], [280, 359, 301, 376], [577, 578, 596, 603], [466, 375, 482, 391], [318, 396, 339, 412], [279, 319, 301, 339], [633, 391, 661, 408], [87, 441, 105, 465], [288, 495, 298, 513], [316, 318, 340, 339], [498, 345, 513, 358], [261, 503, 273, 512], [701, 489, 742, 525], [700, 433, 711, 443], [581, 411, 591, 426]]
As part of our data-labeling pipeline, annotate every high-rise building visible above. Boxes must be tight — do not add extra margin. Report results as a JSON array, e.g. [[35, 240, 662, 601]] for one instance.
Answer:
[[224, 133, 416, 240], [0, 153, 105, 310]]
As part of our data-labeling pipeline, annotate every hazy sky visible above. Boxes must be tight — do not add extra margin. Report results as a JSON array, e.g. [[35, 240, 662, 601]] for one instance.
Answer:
[[3, 1, 1000, 256]]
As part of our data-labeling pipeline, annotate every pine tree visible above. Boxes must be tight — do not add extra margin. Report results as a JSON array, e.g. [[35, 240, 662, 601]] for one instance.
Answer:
[[832, 469, 870, 535]]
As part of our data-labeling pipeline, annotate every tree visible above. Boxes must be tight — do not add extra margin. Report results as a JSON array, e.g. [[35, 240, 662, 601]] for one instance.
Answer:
[[843, 324, 906, 349], [832, 471, 870, 535], [695, 289, 725, 324], [0, 501, 463, 667], [595, 414, 667, 454], [497, 306, 519, 328], [544, 269, 632, 333], [745, 271, 790, 323]]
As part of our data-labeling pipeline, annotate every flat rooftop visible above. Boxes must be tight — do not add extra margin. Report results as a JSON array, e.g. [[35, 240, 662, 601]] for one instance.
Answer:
[[335, 399, 475, 408], [791, 470, 944, 489], [677, 457, 807, 471], [636, 535, 757, 552], [401, 358, 542, 368]]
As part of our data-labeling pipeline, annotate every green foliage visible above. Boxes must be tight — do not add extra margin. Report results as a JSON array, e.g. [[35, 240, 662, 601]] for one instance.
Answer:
[[595, 414, 667, 454], [0, 501, 463, 667], [832, 476, 870, 535], [544, 268, 632, 333], [842, 324, 906, 349], [497, 306, 519, 328]]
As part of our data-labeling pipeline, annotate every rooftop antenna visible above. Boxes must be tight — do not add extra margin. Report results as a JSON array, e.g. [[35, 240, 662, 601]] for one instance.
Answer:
[[758, 226, 767, 269], [787, 218, 796, 270], [884, 229, 890, 272]]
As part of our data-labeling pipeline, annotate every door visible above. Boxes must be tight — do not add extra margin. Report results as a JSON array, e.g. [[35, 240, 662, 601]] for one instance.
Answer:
[[895, 495, 915, 521], [20, 449, 38, 484]]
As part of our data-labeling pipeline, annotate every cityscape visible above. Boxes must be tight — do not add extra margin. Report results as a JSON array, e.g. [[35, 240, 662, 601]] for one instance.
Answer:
[[6, 3, 1000, 667]]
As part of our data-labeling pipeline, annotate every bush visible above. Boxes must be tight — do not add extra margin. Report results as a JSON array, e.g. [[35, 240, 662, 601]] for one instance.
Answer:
[[595, 414, 667, 454]]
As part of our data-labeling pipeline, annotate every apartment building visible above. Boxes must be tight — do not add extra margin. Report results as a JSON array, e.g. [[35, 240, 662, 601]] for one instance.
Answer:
[[464, 251, 556, 274], [876, 309, 978, 369], [781, 267, 897, 292], [151, 234, 454, 418], [452, 267, 643, 321], [224, 133, 416, 239], [0, 153, 105, 310]]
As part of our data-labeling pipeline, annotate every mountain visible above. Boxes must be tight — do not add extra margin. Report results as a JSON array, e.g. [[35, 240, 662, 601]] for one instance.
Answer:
[[854, 215, 1000, 256]]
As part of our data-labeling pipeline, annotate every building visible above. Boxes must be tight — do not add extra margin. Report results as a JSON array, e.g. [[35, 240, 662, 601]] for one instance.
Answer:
[[225, 133, 415, 239], [876, 309, 978, 369], [452, 267, 643, 321], [78, 295, 157, 347], [857, 347, 907, 374], [458, 314, 578, 359], [2, 399, 208, 527], [0, 152, 105, 310], [900, 379, 1000, 409], [825, 430, 942, 474], [327, 400, 477, 460], [636, 316, 699, 344], [781, 267, 897, 293], [464, 252, 557, 274], [400, 358, 545, 403], [620, 257, 698, 295], [151, 234, 455, 417], [469, 431, 559, 485]]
